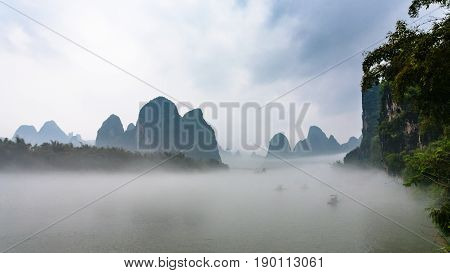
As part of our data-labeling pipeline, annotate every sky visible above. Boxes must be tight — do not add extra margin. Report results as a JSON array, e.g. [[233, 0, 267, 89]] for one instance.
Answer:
[[0, 0, 438, 150]]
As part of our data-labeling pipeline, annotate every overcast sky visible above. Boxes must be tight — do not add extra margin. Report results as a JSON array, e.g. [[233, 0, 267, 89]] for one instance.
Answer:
[[0, 0, 436, 149]]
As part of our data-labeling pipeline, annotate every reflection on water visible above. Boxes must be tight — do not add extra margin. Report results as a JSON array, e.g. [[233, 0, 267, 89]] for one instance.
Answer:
[[0, 155, 440, 252]]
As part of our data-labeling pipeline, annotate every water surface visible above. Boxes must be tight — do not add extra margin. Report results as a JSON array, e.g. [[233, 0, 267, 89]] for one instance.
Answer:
[[0, 155, 439, 252]]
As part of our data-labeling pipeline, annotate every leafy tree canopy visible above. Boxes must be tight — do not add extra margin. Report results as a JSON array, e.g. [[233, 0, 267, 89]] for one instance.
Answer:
[[362, 3, 449, 135], [409, 0, 450, 17]]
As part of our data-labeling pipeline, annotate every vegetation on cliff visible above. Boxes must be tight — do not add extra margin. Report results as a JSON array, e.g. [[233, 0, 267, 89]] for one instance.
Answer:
[[404, 139, 449, 235], [346, 0, 449, 235]]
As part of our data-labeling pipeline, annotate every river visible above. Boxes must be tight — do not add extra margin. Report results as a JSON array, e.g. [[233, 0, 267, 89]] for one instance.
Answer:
[[0, 155, 440, 252]]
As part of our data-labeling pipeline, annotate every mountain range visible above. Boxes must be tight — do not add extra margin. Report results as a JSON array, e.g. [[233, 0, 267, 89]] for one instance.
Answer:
[[12, 121, 91, 146], [10, 99, 358, 163], [267, 126, 361, 158], [96, 96, 222, 162]]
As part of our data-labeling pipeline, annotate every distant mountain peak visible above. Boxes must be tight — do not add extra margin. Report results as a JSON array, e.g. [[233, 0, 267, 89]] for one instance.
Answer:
[[36, 120, 68, 144], [328, 135, 339, 145], [307, 125, 327, 139], [41, 120, 58, 127], [107, 114, 121, 121], [274, 132, 288, 139], [96, 114, 125, 148], [139, 96, 180, 121], [267, 133, 291, 157], [96, 97, 222, 162], [39, 120, 64, 133], [152, 96, 173, 103], [271, 125, 360, 158], [341, 136, 361, 152], [13, 125, 37, 141], [183, 108, 203, 118], [102, 115, 124, 133], [126, 123, 135, 131], [13, 120, 87, 146], [148, 96, 178, 109]]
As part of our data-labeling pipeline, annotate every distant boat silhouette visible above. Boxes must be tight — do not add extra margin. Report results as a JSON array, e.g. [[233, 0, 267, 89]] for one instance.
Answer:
[[327, 194, 338, 206], [275, 185, 286, 191], [255, 167, 266, 174]]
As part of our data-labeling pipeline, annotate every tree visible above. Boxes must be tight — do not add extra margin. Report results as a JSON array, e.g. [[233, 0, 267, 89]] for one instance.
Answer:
[[409, 0, 450, 17], [362, 7, 449, 140], [360, 0, 450, 237]]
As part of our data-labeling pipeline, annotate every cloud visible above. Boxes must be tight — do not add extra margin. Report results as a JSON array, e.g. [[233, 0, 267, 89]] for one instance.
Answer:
[[0, 0, 416, 147]]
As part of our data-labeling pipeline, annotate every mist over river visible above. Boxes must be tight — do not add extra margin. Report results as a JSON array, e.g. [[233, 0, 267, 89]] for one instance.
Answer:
[[0, 155, 440, 252]]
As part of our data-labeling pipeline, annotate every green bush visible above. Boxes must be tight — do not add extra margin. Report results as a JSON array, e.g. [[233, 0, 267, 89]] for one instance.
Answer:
[[404, 138, 450, 235], [383, 152, 405, 175]]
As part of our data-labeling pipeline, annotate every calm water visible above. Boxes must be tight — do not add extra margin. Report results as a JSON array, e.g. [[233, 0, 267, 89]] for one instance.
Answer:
[[0, 156, 440, 252]]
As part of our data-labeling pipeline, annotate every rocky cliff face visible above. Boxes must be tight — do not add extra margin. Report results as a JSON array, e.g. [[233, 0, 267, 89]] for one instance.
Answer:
[[344, 85, 382, 164], [344, 84, 426, 171], [360, 85, 382, 159], [378, 85, 421, 154], [181, 108, 221, 161]]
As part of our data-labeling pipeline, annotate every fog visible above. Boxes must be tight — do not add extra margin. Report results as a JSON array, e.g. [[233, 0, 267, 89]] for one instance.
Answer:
[[0, 155, 439, 252]]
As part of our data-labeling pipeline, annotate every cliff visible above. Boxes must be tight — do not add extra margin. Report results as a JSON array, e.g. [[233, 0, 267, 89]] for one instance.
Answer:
[[344, 85, 382, 165], [96, 97, 222, 163]]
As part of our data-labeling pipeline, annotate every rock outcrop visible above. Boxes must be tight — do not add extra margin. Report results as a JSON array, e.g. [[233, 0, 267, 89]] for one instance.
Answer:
[[344, 85, 382, 164], [95, 114, 125, 148], [96, 97, 222, 162], [267, 133, 292, 158]]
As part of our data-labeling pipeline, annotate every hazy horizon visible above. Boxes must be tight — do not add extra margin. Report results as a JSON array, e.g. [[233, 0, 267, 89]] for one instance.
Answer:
[[0, 0, 426, 146]]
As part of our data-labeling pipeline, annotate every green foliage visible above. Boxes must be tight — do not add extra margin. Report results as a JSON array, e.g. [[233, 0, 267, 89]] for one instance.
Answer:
[[404, 138, 450, 186], [0, 138, 227, 172], [359, 1, 450, 238], [409, 0, 450, 17], [404, 138, 450, 235], [428, 204, 450, 236], [362, 16, 450, 139], [384, 152, 406, 175]]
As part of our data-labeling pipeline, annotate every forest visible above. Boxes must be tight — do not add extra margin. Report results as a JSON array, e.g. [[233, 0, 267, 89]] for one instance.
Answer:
[[0, 138, 227, 172]]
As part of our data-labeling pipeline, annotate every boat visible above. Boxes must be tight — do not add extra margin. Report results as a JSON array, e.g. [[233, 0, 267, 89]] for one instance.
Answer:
[[327, 194, 338, 206]]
